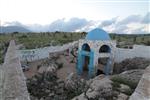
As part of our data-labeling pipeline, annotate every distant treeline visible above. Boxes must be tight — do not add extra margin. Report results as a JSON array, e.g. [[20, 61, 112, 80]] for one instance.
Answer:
[[109, 33, 150, 46], [0, 32, 150, 48]]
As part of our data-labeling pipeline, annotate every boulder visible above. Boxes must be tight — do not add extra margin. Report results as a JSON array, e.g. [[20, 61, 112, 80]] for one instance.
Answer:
[[38, 64, 58, 74], [118, 69, 144, 83], [38, 66, 47, 73], [117, 93, 128, 100], [113, 57, 150, 74], [46, 64, 58, 73], [119, 84, 131, 93], [72, 75, 113, 100], [65, 72, 86, 93]]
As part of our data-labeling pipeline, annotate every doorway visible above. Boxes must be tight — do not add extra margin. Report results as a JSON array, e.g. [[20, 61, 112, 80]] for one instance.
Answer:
[[98, 45, 111, 75], [77, 43, 94, 78], [82, 43, 91, 72]]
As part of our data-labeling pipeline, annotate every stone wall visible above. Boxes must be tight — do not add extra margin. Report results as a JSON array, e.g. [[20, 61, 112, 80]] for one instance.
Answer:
[[18, 41, 78, 62], [18, 40, 150, 63], [114, 45, 150, 62], [1, 40, 30, 100]]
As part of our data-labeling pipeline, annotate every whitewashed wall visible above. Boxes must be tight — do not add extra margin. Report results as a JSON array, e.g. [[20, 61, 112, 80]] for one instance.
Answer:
[[18, 41, 78, 62], [18, 40, 150, 63], [114, 45, 150, 62]]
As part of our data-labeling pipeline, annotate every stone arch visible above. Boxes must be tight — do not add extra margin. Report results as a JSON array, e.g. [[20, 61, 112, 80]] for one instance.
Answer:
[[82, 43, 91, 52], [81, 43, 91, 72], [99, 45, 110, 53], [97, 44, 111, 75]]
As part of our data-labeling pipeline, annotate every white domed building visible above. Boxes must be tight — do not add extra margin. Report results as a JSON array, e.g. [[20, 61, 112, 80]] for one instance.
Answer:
[[77, 28, 116, 78]]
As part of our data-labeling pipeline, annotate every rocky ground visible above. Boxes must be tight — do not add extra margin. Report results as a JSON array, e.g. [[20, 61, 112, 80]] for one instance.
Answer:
[[113, 57, 150, 74], [23, 48, 77, 79], [27, 72, 87, 100], [24, 48, 150, 100]]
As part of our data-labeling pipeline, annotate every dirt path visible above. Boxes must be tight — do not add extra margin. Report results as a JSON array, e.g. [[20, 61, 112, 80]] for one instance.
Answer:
[[57, 55, 76, 80], [24, 54, 77, 80], [23, 48, 78, 80], [24, 59, 44, 78]]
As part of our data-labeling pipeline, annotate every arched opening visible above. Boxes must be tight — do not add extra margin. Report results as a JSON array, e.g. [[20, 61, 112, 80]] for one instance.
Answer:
[[97, 45, 111, 75], [96, 69, 104, 76], [99, 45, 110, 53], [97, 57, 109, 75], [81, 43, 91, 72], [82, 43, 91, 52]]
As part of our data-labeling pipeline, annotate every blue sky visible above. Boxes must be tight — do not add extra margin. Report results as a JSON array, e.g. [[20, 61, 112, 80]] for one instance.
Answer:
[[0, 0, 149, 33]]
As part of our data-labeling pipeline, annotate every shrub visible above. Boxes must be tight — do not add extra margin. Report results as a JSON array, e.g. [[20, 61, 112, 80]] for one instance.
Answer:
[[0, 57, 3, 64], [122, 88, 133, 95], [111, 76, 138, 89], [111, 76, 137, 96], [64, 76, 88, 99], [57, 63, 63, 69], [19, 34, 28, 38], [111, 81, 121, 91]]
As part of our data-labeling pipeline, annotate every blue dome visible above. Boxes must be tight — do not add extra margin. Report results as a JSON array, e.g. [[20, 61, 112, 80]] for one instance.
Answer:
[[85, 28, 110, 40]]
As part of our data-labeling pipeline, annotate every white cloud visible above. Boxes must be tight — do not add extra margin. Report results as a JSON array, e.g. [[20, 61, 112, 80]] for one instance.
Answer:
[[102, 13, 150, 34], [2, 13, 149, 34], [99, 17, 117, 27], [47, 18, 90, 32]]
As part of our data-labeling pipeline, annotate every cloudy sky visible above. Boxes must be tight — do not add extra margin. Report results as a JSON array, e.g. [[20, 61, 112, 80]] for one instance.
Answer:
[[0, 0, 149, 33]]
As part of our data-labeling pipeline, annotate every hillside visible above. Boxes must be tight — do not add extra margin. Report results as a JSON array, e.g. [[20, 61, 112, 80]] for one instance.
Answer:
[[0, 26, 31, 33]]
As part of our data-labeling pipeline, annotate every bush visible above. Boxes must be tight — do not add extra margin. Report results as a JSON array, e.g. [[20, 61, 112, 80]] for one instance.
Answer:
[[113, 57, 150, 74], [143, 41, 150, 46], [111, 76, 138, 89], [111, 76, 137, 96], [27, 71, 88, 100], [57, 63, 63, 69], [64, 76, 88, 99], [19, 34, 28, 38], [27, 72, 59, 99], [122, 88, 133, 95], [111, 81, 121, 91], [0, 57, 3, 64]]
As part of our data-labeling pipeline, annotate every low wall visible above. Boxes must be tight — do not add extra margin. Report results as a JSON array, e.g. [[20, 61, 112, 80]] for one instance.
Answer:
[[114, 45, 150, 62], [18, 41, 78, 62], [19, 40, 150, 63], [1, 40, 30, 100]]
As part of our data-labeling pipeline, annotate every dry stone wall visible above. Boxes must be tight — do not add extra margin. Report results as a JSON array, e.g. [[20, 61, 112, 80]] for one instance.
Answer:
[[1, 40, 30, 100], [18, 41, 78, 62]]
